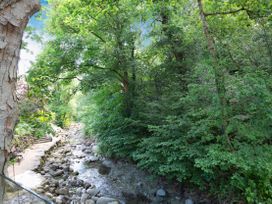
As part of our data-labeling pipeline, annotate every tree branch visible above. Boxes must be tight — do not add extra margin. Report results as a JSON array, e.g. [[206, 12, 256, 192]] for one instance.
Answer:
[[205, 7, 247, 17], [90, 31, 106, 43], [204, 6, 271, 20], [62, 22, 106, 43], [85, 64, 123, 80], [55, 76, 82, 81]]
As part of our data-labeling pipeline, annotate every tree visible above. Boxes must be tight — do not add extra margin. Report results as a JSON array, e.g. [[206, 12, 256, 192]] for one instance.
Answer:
[[27, 0, 272, 202], [0, 0, 40, 200], [197, 0, 231, 147]]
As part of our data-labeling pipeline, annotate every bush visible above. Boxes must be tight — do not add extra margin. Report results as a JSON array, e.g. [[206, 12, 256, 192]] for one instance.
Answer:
[[78, 85, 144, 158], [134, 71, 272, 203], [15, 98, 53, 139]]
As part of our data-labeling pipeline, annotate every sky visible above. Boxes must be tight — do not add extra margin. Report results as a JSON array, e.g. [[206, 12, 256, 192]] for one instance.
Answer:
[[18, 0, 48, 76]]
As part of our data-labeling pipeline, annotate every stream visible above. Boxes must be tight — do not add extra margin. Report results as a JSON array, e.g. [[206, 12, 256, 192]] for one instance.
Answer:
[[5, 123, 196, 204]]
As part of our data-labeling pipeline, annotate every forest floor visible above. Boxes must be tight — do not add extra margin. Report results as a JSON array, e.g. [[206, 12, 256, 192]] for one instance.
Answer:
[[5, 123, 207, 204]]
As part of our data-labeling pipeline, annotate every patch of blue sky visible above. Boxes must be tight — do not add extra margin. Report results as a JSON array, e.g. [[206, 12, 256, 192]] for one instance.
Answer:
[[19, 0, 48, 76], [29, 0, 48, 30]]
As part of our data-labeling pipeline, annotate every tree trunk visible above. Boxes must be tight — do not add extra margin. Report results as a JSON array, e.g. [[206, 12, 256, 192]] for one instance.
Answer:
[[122, 71, 132, 117], [160, 7, 188, 91], [0, 0, 40, 200], [197, 0, 231, 147]]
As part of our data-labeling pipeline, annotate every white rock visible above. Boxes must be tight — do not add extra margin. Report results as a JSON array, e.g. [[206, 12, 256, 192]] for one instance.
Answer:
[[55, 195, 64, 204], [185, 198, 194, 204], [85, 199, 96, 204], [156, 188, 166, 197], [86, 188, 100, 197]]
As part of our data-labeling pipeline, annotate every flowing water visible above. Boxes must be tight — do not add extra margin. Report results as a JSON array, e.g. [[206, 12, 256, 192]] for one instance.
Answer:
[[5, 123, 190, 204]]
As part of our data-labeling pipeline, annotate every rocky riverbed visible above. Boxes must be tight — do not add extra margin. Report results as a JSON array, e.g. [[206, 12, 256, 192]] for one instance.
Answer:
[[29, 123, 199, 204]]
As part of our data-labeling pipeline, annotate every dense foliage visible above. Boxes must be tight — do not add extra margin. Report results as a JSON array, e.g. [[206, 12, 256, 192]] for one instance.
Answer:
[[15, 78, 53, 140], [26, 0, 272, 203]]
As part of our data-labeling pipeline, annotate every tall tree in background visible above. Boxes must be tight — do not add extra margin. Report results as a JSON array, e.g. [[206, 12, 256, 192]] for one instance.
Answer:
[[197, 0, 230, 146], [0, 0, 40, 200]]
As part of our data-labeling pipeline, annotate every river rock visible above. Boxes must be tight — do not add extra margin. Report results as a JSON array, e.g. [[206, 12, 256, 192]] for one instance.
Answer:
[[62, 159, 68, 164], [66, 152, 72, 156], [61, 164, 70, 172], [185, 198, 194, 204], [92, 145, 99, 154], [63, 148, 70, 154], [81, 193, 91, 202], [44, 167, 50, 172], [98, 164, 111, 175], [58, 179, 64, 185], [45, 192, 53, 198], [51, 169, 63, 177], [44, 173, 51, 179], [86, 155, 99, 163], [84, 182, 92, 189], [169, 197, 182, 204], [92, 196, 99, 201], [73, 170, 79, 176], [86, 188, 100, 197], [57, 187, 69, 195], [96, 197, 119, 204], [79, 179, 84, 184], [63, 174, 69, 180], [83, 148, 93, 154], [136, 182, 143, 193], [85, 140, 93, 146], [44, 184, 49, 192], [51, 179, 59, 187], [50, 164, 59, 171], [47, 160, 54, 165], [85, 199, 96, 204], [49, 187, 56, 194], [36, 187, 44, 193], [69, 177, 78, 187], [43, 179, 49, 185], [71, 195, 80, 201], [55, 195, 64, 204], [76, 187, 83, 196], [102, 160, 114, 168], [156, 188, 166, 197]]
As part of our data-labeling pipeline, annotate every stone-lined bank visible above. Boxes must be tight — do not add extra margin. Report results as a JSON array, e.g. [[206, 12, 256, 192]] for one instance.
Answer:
[[34, 123, 195, 204]]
